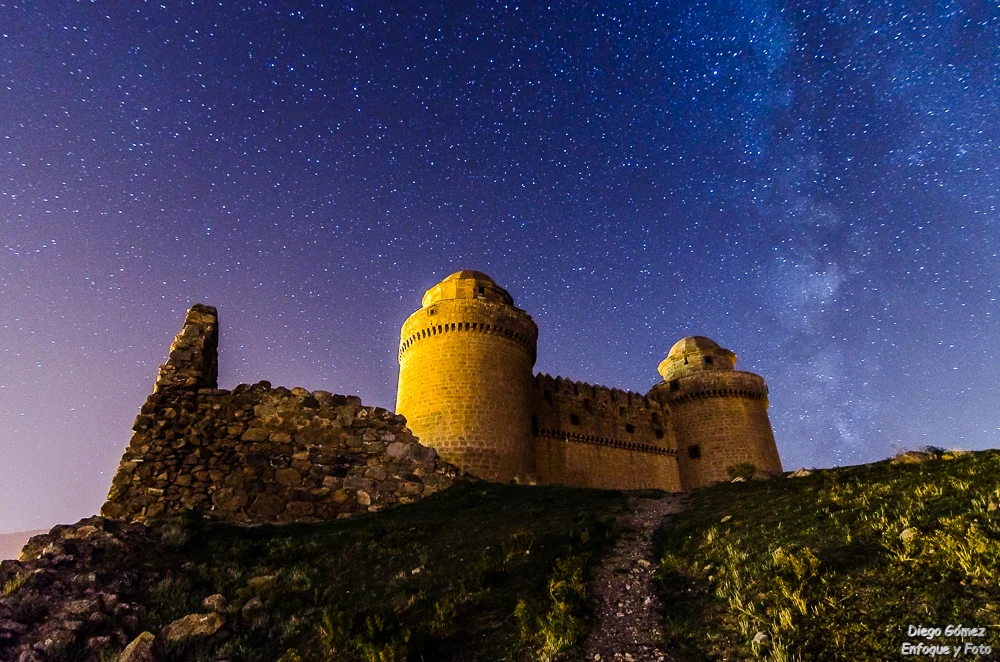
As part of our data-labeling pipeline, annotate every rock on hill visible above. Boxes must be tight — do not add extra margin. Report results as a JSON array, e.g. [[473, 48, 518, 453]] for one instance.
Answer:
[[0, 531, 47, 562]]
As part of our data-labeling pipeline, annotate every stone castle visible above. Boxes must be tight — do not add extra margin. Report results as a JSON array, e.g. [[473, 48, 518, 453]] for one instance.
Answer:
[[100, 270, 781, 525], [397, 270, 781, 492]]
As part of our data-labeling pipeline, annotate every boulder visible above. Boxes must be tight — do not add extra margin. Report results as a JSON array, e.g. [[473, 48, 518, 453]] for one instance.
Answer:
[[892, 451, 934, 464], [118, 631, 157, 662], [161, 613, 224, 642], [202, 594, 227, 612]]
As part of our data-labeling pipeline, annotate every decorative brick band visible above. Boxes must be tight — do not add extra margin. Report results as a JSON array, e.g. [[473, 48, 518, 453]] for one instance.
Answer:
[[398, 321, 536, 360], [663, 388, 768, 406], [535, 427, 676, 456]]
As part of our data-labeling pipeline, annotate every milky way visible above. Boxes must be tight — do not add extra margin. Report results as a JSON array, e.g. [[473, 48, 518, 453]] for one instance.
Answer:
[[2, 2, 998, 532]]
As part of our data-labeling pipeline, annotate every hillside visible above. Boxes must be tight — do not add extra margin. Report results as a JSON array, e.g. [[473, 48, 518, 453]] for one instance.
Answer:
[[0, 531, 47, 562], [655, 449, 1000, 660], [2, 450, 1000, 661], [1, 481, 628, 661]]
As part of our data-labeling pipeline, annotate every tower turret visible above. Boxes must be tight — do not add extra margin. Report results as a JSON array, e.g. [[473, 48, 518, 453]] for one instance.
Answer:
[[395, 271, 538, 481], [647, 336, 781, 489]]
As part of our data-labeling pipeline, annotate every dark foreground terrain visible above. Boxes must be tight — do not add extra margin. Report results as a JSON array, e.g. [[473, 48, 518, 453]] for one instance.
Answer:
[[1, 481, 625, 661], [4, 449, 1000, 661]]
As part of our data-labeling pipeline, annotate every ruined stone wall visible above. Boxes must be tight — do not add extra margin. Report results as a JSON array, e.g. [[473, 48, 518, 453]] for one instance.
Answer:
[[396, 298, 538, 482], [102, 306, 458, 524], [648, 371, 782, 490], [530, 375, 681, 491]]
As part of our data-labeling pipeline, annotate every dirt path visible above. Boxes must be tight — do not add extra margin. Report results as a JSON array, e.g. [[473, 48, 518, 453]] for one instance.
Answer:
[[577, 492, 687, 662]]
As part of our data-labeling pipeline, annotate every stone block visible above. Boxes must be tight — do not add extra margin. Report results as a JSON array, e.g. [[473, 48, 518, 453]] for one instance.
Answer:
[[275, 468, 302, 486], [247, 493, 285, 519], [212, 488, 248, 512], [241, 428, 269, 442]]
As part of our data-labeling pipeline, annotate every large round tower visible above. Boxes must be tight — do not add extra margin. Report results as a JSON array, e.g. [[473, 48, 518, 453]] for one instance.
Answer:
[[647, 336, 782, 490], [395, 270, 538, 481]]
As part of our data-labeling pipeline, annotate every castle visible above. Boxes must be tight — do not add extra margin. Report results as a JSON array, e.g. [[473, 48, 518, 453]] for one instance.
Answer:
[[100, 271, 781, 526], [396, 270, 782, 492]]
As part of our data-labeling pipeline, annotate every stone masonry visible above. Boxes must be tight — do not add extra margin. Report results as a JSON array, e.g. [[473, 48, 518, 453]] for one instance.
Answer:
[[102, 305, 458, 525], [396, 271, 783, 491]]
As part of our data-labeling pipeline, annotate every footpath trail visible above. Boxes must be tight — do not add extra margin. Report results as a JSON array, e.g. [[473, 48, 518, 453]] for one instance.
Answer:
[[578, 492, 687, 662]]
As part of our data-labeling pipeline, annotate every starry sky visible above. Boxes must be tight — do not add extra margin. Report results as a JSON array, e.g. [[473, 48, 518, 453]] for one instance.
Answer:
[[2, 1, 998, 533]]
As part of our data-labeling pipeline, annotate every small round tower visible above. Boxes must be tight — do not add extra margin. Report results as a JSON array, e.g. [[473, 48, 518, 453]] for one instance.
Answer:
[[395, 270, 538, 481], [647, 336, 782, 489]]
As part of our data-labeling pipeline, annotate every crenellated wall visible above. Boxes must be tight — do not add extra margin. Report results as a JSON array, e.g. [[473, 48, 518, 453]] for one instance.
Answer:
[[530, 374, 681, 491]]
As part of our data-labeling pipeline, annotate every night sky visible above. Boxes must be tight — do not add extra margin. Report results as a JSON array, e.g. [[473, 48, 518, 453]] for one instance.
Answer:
[[3, 2, 998, 533]]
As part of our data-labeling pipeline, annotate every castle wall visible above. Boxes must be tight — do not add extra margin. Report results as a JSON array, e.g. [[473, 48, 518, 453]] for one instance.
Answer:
[[102, 306, 457, 524], [649, 371, 782, 490], [396, 298, 538, 482], [530, 375, 681, 491]]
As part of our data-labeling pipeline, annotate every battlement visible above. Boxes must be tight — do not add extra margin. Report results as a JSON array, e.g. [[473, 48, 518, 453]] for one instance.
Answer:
[[530, 374, 681, 490], [532, 374, 666, 412], [647, 370, 769, 407], [398, 318, 536, 361]]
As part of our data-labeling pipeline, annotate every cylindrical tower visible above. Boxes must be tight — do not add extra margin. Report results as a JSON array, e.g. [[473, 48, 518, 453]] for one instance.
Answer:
[[396, 270, 538, 481], [647, 336, 782, 490]]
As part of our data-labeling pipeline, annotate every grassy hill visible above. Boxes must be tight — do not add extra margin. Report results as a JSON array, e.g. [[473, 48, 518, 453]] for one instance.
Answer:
[[654, 449, 1000, 661], [4, 449, 1000, 661]]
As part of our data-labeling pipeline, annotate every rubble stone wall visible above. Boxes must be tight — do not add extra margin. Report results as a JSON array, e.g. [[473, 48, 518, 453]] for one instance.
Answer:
[[101, 305, 458, 525]]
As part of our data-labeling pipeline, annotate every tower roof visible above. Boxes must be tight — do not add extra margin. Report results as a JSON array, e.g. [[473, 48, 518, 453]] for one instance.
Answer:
[[421, 270, 514, 307], [666, 335, 722, 357], [657, 335, 737, 380], [441, 269, 496, 283]]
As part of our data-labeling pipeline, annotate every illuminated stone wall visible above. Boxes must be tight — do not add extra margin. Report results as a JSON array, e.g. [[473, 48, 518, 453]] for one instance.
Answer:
[[396, 279, 538, 482], [530, 375, 681, 490], [649, 370, 782, 490]]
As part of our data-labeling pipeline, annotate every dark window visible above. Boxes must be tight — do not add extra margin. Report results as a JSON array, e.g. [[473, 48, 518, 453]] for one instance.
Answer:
[[531, 414, 539, 436], [625, 423, 635, 433], [688, 444, 701, 459], [655, 429, 664, 439], [478, 286, 485, 294], [584, 399, 591, 412], [428, 308, 436, 316], [651, 413, 660, 423], [684, 357, 689, 365], [705, 356, 714, 365], [619, 406, 625, 415], [670, 380, 680, 392], [570, 414, 580, 426]]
